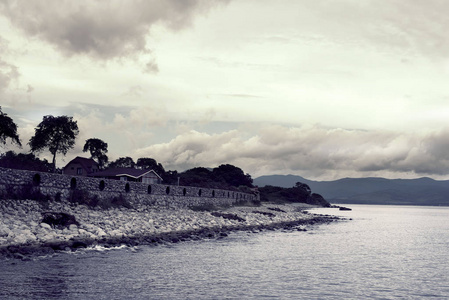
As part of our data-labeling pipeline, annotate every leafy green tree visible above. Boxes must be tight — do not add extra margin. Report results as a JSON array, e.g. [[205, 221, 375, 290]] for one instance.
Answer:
[[0, 106, 21, 147], [108, 156, 135, 168], [28, 115, 79, 172], [83, 138, 108, 169]]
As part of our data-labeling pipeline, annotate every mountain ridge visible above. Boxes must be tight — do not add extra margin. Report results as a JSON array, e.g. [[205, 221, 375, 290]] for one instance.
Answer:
[[253, 175, 449, 206]]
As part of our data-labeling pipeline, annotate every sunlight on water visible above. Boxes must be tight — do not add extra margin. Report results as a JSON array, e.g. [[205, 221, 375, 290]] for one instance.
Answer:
[[1, 205, 449, 299]]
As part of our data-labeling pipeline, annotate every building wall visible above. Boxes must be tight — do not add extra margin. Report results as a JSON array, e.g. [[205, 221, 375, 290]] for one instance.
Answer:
[[63, 162, 99, 177], [0, 167, 259, 209], [63, 162, 85, 176]]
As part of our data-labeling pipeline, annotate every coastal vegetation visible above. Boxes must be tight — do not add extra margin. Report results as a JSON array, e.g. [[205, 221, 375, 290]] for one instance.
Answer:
[[259, 182, 331, 207]]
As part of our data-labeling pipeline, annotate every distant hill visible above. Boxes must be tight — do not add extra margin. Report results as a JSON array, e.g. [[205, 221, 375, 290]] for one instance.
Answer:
[[254, 175, 449, 206]]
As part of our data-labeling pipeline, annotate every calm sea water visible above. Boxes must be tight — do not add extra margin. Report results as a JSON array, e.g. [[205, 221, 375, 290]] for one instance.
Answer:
[[1, 205, 449, 299]]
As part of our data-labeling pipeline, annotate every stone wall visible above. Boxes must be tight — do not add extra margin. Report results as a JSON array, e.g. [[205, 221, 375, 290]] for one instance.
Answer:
[[0, 167, 258, 209]]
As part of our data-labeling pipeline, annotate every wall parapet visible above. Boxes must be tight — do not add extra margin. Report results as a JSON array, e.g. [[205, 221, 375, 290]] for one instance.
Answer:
[[0, 167, 259, 209]]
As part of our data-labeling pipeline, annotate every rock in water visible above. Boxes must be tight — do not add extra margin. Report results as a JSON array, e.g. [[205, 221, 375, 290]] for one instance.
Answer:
[[339, 206, 352, 211], [41, 212, 80, 229]]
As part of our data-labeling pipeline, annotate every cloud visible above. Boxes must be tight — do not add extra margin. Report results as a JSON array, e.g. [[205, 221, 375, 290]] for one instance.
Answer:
[[144, 57, 159, 74], [121, 85, 144, 98], [134, 124, 449, 180], [0, 0, 229, 62], [0, 58, 19, 92], [314, 0, 449, 58], [0, 35, 20, 94]]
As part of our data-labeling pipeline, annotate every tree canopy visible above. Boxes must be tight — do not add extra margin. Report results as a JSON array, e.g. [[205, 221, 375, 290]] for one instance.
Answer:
[[108, 156, 135, 168], [136, 157, 165, 174], [258, 182, 330, 207], [179, 164, 254, 190], [0, 107, 21, 147], [28, 115, 79, 172], [0, 150, 53, 172], [83, 138, 108, 169], [212, 164, 253, 187]]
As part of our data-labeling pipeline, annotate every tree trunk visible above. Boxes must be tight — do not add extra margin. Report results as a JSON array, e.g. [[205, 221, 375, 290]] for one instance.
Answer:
[[52, 152, 57, 173]]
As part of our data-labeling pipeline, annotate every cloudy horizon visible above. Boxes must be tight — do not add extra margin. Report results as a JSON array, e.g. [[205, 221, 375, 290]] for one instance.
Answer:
[[1, 0, 449, 181]]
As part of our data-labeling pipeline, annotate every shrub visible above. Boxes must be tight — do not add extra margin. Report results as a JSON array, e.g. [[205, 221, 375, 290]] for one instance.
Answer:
[[110, 194, 133, 209], [2, 183, 48, 202], [69, 189, 93, 206], [99, 193, 132, 209], [41, 212, 79, 229], [54, 192, 62, 202]]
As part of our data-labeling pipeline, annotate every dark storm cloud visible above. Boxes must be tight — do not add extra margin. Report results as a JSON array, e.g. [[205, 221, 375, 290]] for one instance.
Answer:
[[0, 0, 229, 60]]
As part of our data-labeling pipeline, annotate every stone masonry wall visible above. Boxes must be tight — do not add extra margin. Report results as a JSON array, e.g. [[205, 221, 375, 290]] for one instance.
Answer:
[[0, 167, 258, 209]]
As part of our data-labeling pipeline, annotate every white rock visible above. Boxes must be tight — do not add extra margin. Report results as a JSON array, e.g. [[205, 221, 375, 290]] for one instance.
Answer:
[[96, 228, 107, 237], [0, 225, 10, 237], [68, 224, 78, 231], [40, 222, 52, 230]]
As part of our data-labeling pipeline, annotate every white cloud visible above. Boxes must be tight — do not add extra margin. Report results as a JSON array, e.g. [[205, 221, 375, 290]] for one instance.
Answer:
[[134, 124, 449, 180]]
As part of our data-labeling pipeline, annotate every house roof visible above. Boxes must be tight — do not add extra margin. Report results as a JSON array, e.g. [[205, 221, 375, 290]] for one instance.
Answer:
[[64, 156, 98, 171], [90, 168, 162, 180]]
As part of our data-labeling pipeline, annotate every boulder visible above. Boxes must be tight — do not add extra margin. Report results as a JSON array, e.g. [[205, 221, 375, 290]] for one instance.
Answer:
[[339, 206, 352, 211], [40, 222, 52, 230], [41, 212, 80, 229]]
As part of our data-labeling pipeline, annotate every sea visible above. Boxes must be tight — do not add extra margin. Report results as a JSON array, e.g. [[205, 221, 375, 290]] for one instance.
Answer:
[[1, 204, 448, 299]]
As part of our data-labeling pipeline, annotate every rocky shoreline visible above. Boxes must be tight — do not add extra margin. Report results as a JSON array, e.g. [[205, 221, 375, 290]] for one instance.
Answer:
[[0, 199, 342, 260]]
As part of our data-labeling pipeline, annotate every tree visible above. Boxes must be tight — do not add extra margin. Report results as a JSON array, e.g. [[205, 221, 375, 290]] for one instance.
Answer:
[[295, 182, 311, 195], [212, 164, 253, 187], [180, 167, 219, 188], [0, 106, 21, 147], [83, 138, 108, 169], [258, 184, 330, 207], [28, 115, 79, 172], [162, 170, 179, 185], [136, 157, 165, 174], [108, 156, 135, 168], [0, 151, 52, 172]]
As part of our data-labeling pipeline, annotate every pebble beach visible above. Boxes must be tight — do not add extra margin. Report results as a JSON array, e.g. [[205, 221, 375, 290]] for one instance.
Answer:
[[0, 199, 339, 259]]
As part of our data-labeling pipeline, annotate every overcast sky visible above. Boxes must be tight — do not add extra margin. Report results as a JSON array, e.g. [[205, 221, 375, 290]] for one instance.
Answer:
[[1, 0, 449, 180]]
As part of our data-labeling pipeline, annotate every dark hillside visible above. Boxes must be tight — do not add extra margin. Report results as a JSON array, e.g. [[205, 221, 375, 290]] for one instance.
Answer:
[[254, 175, 449, 206]]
